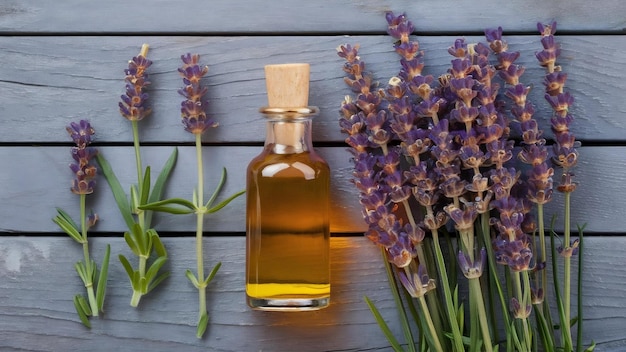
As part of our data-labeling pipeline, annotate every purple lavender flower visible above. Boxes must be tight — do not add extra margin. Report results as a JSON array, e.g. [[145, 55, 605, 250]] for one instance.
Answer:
[[458, 248, 487, 279], [178, 53, 218, 135], [119, 54, 152, 121], [67, 120, 98, 195], [398, 264, 436, 298]]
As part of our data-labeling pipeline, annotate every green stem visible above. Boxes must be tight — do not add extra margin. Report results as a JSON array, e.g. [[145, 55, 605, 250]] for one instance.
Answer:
[[132, 120, 143, 191], [513, 271, 531, 351], [563, 191, 572, 346], [195, 134, 207, 324], [417, 295, 444, 352], [469, 277, 493, 352], [80, 194, 98, 316], [431, 229, 464, 352], [382, 248, 416, 352]]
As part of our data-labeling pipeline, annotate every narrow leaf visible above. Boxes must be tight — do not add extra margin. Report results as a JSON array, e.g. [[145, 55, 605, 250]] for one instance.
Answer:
[[146, 147, 178, 228], [55, 208, 79, 231], [124, 231, 140, 256], [96, 154, 134, 230], [96, 244, 111, 312], [141, 197, 197, 211], [53, 215, 83, 243], [145, 256, 168, 283], [152, 234, 167, 258], [132, 223, 149, 255], [196, 311, 209, 339], [140, 205, 195, 215], [130, 185, 139, 213], [75, 261, 88, 283], [147, 272, 170, 293], [207, 190, 245, 213], [118, 254, 135, 283], [206, 167, 227, 208], [364, 296, 405, 352], [140, 166, 151, 206], [584, 341, 596, 352], [73, 295, 92, 328], [203, 262, 222, 286], [186, 269, 200, 288], [75, 294, 92, 317]]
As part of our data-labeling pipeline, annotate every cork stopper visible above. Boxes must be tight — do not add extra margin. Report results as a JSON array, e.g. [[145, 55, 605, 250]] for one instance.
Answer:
[[264, 63, 310, 108]]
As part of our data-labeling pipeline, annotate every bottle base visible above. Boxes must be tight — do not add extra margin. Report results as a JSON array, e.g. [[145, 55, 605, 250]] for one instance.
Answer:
[[247, 296, 330, 311]]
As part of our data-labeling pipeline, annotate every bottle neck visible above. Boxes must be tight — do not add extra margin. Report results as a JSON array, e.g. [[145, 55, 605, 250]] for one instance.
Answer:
[[265, 118, 313, 154]]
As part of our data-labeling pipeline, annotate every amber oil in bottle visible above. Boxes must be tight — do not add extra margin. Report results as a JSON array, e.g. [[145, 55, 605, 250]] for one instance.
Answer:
[[246, 63, 330, 310]]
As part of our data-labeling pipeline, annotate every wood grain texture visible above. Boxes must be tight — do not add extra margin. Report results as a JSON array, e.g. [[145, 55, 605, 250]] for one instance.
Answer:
[[1, 0, 625, 34], [0, 236, 621, 351], [0, 35, 624, 143], [0, 145, 621, 235]]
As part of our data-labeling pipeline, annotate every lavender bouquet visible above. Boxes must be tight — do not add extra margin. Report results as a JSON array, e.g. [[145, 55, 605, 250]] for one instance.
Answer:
[[338, 12, 592, 352]]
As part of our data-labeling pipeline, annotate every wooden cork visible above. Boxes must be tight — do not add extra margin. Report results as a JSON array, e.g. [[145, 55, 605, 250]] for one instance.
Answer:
[[263, 63, 311, 151], [264, 63, 310, 108]]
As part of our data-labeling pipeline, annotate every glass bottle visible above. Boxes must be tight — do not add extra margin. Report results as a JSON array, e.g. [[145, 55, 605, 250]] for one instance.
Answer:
[[246, 63, 330, 310]]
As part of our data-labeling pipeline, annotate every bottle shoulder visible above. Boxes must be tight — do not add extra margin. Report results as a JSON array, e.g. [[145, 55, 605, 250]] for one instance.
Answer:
[[247, 151, 329, 179]]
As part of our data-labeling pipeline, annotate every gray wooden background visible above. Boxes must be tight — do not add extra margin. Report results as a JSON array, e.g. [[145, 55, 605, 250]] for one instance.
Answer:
[[1, 1, 625, 351]]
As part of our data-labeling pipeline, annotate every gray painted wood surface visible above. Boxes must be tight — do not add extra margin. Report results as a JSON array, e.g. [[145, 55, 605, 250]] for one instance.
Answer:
[[1, 236, 625, 351], [1, 35, 625, 143], [1, 0, 625, 34], [1, 1, 626, 351]]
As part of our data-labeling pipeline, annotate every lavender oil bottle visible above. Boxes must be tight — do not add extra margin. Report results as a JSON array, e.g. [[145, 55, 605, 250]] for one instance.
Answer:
[[246, 63, 330, 310]]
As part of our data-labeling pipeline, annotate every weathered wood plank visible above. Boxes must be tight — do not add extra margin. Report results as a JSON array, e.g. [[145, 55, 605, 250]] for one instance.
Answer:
[[0, 146, 621, 234], [0, 236, 621, 351], [0, 35, 624, 143], [1, 1, 625, 34], [0, 146, 363, 234]]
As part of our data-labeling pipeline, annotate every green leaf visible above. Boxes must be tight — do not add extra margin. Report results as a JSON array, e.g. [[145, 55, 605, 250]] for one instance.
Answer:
[[141, 205, 195, 215], [141, 197, 197, 212], [186, 269, 200, 288], [96, 244, 111, 312], [124, 231, 140, 256], [206, 189, 245, 213], [203, 262, 222, 287], [196, 311, 209, 339], [206, 167, 228, 208], [96, 154, 135, 230], [73, 295, 92, 328], [55, 207, 79, 231], [140, 166, 151, 206], [146, 147, 178, 228], [118, 254, 136, 283], [52, 214, 83, 243], [75, 261, 88, 283], [131, 223, 150, 256], [145, 256, 168, 284], [364, 296, 405, 352], [147, 272, 170, 293], [152, 234, 167, 258], [130, 184, 139, 214], [584, 341, 596, 352]]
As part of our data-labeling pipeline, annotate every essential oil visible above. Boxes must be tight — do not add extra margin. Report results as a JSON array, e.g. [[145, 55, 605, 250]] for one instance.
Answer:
[[245, 63, 331, 310]]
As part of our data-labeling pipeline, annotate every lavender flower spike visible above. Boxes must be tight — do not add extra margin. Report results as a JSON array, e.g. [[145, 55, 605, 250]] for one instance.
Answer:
[[119, 51, 152, 121], [67, 120, 98, 195], [178, 53, 218, 135]]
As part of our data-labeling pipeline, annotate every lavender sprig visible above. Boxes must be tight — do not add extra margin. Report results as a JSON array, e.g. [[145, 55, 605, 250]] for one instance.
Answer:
[[537, 21, 581, 352], [486, 25, 557, 350], [141, 53, 244, 338], [53, 120, 110, 328], [97, 44, 176, 307]]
